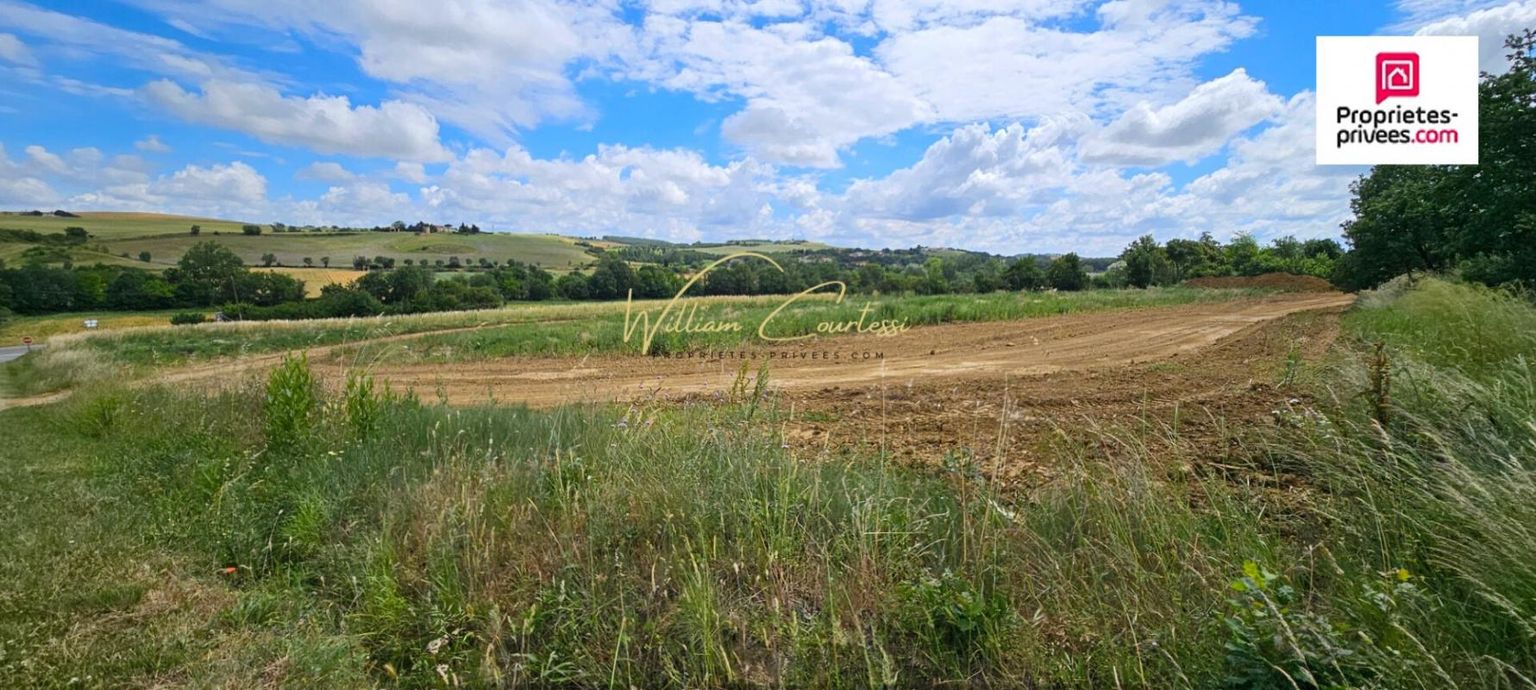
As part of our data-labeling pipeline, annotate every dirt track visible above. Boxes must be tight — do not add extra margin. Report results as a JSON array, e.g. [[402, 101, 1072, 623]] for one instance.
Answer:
[[307, 292, 1354, 407]]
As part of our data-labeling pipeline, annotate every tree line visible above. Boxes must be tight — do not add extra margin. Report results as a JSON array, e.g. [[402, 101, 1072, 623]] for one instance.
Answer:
[[1, 230, 1347, 328], [1336, 30, 1535, 290]]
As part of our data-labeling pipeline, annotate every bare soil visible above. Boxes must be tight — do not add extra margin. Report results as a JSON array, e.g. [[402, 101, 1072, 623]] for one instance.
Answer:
[[300, 292, 1351, 408], [5, 293, 1355, 478]]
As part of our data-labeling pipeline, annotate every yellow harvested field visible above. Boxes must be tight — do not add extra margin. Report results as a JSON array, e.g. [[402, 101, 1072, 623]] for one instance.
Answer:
[[0, 312, 184, 343], [257, 267, 367, 296]]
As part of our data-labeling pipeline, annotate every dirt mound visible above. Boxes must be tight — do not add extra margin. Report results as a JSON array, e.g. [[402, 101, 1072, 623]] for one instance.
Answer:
[[1185, 273, 1336, 292]]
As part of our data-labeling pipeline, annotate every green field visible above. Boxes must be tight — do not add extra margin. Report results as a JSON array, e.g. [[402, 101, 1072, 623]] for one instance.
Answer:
[[0, 212, 600, 270], [0, 241, 153, 269], [0, 211, 251, 239], [688, 240, 832, 255], [99, 232, 598, 270]]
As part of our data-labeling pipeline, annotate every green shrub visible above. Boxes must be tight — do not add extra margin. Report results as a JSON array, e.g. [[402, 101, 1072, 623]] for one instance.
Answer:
[[264, 354, 317, 451], [168, 311, 205, 326]]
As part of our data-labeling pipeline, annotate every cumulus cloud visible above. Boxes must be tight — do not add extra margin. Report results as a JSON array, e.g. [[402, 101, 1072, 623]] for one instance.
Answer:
[[393, 161, 428, 184], [410, 143, 787, 241], [150, 160, 267, 204], [0, 144, 60, 204], [144, 79, 452, 162], [843, 117, 1085, 222], [1415, 0, 1536, 73], [295, 161, 356, 182], [6, 1, 1399, 252], [134, 135, 171, 153], [875, 2, 1257, 124], [636, 19, 932, 167], [23, 144, 69, 174], [620, 0, 1255, 167], [1081, 69, 1283, 166], [116, 0, 621, 141]]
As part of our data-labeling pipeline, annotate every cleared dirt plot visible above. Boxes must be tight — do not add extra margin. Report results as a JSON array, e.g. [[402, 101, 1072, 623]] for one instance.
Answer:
[[300, 292, 1352, 408]]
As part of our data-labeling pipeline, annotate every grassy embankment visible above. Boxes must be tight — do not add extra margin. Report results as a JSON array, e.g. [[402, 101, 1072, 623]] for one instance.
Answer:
[[1, 277, 1533, 687], [2, 287, 1261, 398]]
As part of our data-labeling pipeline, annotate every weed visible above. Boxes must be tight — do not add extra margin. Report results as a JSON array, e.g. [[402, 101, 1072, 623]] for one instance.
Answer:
[[264, 354, 317, 451]]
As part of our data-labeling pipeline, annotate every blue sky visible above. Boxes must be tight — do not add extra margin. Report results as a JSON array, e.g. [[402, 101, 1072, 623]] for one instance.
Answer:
[[1, 0, 1531, 253]]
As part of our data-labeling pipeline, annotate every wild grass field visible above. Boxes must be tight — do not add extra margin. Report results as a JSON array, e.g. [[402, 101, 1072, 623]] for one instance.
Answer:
[[1, 277, 1533, 687], [0, 309, 188, 343]]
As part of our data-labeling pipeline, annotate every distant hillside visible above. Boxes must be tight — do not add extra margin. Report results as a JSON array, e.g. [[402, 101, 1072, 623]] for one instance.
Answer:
[[0, 212, 601, 271], [0, 211, 253, 239], [0, 210, 1116, 276]]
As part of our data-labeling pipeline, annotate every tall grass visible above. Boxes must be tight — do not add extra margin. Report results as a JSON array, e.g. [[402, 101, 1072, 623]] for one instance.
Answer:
[[1241, 278, 1536, 688], [55, 357, 1290, 687]]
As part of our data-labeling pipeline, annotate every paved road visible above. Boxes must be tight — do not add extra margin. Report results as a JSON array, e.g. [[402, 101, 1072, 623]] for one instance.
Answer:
[[0, 345, 38, 364]]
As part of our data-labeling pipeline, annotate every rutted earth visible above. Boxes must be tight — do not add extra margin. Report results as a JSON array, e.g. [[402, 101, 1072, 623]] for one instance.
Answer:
[[304, 292, 1354, 409], [324, 292, 1355, 482], [4, 292, 1356, 474]]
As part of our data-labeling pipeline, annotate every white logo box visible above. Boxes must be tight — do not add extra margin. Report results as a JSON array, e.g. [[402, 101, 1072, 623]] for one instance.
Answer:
[[1315, 36, 1479, 165]]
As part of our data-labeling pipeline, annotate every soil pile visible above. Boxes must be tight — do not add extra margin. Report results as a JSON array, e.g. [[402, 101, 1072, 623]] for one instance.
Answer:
[[1185, 273, 1336, 292]]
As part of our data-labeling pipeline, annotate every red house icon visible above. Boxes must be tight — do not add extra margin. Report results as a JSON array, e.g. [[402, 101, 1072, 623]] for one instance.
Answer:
[[1376, 52, 1420, 103]]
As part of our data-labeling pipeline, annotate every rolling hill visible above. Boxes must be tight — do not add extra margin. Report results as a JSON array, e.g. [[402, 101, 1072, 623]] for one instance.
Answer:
[[0, 212, 838, 274], [0, 212, 604, 271]]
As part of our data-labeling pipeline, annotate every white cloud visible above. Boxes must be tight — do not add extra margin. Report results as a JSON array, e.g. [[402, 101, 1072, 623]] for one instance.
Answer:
[[1082, 68, 1283, 166], [412, 143, 786, 241], [1161, 92, 1362, 241], [314, 182, 410, 217], [7, 1, 1399, 253], [134, 135, 171, 153], [24, 145, 69, 174], [0, 1, 265, 83], [866, 0, 1092, 32], [144, 79, 452, 162], [636, 19, 932, 167], [295, 161, 356, 182], [393, 161, 428, 183], [1415, 0, 1536, 73], [150, 161, 267, 204], [875, 2, 1257, 124], [0, 32, 34, 65], [0, 144, 59, 205], [120, 0, 623, 141], [1391, 0, 1512, 28], [842, 117, 1085, 222], [620, 0, 1256, 167]]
